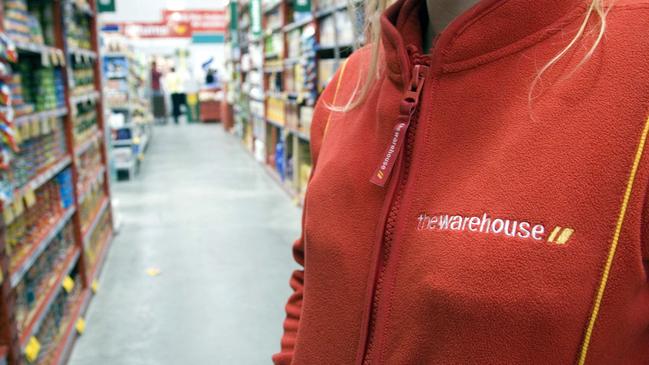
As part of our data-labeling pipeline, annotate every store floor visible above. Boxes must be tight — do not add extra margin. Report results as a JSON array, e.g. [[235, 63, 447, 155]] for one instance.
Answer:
[[68, 123, 302, 365]]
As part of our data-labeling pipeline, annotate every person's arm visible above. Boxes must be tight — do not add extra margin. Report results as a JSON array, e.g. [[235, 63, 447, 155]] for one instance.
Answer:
[[272, 58, 352, 364]]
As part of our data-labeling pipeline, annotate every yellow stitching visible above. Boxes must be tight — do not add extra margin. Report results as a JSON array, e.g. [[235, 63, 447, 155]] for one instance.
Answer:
[[578, 115, 649, 365], [547, 226, 562, 243], [556, 228, 574, 245], [323, 59, 349, 138]]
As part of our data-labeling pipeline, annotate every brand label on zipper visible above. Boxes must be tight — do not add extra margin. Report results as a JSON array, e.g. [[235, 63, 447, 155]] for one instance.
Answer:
[[370, 121, 409, 187], [370, 64, 428, 187]]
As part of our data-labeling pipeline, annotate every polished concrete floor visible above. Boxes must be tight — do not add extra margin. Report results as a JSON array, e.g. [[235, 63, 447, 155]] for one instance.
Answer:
[[68, 123, 302, 365]]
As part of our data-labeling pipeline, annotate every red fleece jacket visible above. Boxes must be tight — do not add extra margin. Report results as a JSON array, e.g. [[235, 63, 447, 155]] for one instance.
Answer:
[[273, 0, 649, 364]]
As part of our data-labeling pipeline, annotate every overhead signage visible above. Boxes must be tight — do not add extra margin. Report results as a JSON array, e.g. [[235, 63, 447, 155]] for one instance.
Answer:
[[161, 10, 226, 33], [106, 22, 193, 38]]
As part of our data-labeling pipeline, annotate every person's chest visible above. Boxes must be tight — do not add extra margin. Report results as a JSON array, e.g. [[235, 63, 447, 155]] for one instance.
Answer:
[[302, 51, 649, 363]]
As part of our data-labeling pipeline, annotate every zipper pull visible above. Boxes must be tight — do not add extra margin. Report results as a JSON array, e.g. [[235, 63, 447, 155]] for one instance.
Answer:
[[370, 64, 428, 187]]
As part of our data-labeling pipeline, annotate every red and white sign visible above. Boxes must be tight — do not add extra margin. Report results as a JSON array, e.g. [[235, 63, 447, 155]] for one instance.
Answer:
[[114, 22, 193, 38], [162, 10, 226, 33]]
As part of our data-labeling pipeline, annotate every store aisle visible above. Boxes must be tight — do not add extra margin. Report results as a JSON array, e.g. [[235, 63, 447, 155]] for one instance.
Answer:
[[68, 124, 302, 365]]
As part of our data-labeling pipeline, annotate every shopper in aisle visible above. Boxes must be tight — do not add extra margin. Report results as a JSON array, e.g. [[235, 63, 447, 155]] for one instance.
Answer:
[[165, 66, 185, 125], [274, 0, 649, 364], [150, 60, 167, 124]]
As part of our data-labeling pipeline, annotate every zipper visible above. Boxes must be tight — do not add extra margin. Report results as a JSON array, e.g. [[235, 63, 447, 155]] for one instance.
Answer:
[[369, 62, 428, 187], [362, 50, 430, 364]]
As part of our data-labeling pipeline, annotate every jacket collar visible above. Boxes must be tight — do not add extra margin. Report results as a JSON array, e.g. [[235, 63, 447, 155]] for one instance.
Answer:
[[381, 0, 588, 82]]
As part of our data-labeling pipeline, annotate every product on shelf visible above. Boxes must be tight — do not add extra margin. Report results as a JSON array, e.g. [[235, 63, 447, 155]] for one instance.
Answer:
[[65, 1, 92, 49], [2, 116, 67, 194], [299, 106, 314, 134], [71, 62, 95, 97], [76, 138, 103, 196], [14, 221, 75, 332], [84, 207, 111, 276], [267, 97, 285, 125], [4, 0, 41, 45], [12, 60, 65, 113], [315, 0, 348, 10], [72, 101, 98, 145], [335, 10, 355, 46], [29, 270, 82, 364], [318, 59, 339, 91], [79, 179, 105, 233], [4, 168, 74, 273], [318, 16, 336, 48]]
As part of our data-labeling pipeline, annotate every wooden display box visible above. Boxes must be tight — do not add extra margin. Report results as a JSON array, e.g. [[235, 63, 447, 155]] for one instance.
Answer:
[[199, 87, 223, 123]]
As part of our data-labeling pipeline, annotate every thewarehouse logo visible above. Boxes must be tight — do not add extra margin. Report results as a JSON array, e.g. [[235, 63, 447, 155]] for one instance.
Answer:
[[416, 213, 574, 244]]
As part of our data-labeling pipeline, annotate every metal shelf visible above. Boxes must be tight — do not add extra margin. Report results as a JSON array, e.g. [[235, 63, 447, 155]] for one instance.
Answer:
[[5, 155, 72, 205], [49, 289, 93, 365], [70, 91, 100, 105], [74, 129, 102, 156], [14, 42, 64, 57], [82, 197, 110, 247], [287, 127, 311, 142], [77, 166, 106, 204], [315, 3, 349, 18], [68, 47, 98, 62], [283, 15, 315, 32], [263, 1, 281, 14], [14, 107, 68, 127], [266, 118, 285, 129], [88, 231, 114, 285]]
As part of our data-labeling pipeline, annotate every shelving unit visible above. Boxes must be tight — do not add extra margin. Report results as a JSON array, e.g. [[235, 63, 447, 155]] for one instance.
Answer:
[[102, 35, 153, 181], [0, 0, 114, 364], [226, 0, 363, 205]]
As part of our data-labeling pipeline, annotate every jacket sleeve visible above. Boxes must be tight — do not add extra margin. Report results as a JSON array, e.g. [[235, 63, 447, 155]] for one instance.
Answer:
[[272, 61, 350, 364]]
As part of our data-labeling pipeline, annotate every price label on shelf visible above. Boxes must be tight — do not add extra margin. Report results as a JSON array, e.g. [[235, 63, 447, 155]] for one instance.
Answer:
[[24, 188, 36, 208], [18, 122, 29, 141], [62, 275, 75, 293], [25, 336, 41, 363], [40, 51, 50, 67], [29, 119, 40, 138], [12, 197, 24, 217], [75, 318, 86, 334], [14, 126, 22, 145], [40, 118, 51, 135], [49, 51, 58, 66], [91, 279, 100, 293], [58, 50, 66, 66], [3, 205, 14, 225]]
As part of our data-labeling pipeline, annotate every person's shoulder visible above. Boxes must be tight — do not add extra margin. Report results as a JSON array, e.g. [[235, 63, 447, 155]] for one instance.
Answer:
[[601, 2, 649, 59], [341, 45, 372, 74], [609, 0, 649, 8], [607, 1, 649, 26], [316, 44, 372, 101]]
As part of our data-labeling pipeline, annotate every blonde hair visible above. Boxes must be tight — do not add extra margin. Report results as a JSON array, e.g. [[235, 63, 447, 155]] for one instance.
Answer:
[[337, 0, 610, 111]]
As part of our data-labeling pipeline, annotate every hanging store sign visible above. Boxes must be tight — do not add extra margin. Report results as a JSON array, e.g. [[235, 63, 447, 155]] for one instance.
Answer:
[[229, 2, 238, 46], [97, 0, 116, 12], [229, 2, 238, 32], [162, 10, 227, 33], [294, 0, 311, 13], [250, 0, 262, 37], [107, 22, 193, 38]]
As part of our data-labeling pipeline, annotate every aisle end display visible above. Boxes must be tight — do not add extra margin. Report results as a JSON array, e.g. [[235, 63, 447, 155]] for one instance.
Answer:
[[102, 34, 153, 181]]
